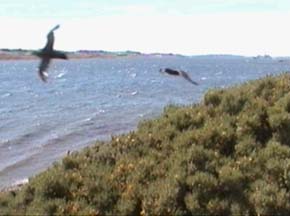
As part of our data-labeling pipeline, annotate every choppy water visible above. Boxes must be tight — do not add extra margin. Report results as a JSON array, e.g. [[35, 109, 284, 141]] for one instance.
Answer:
[[0, 56, 289, 189]]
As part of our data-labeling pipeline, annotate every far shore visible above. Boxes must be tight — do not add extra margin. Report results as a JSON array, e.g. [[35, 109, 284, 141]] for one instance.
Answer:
[[0, 54, 121, 61], [2, 50, 289, 62], [0, 52, 135, 61], [0, 49, 194, 61], [0, 49, 148, 61]]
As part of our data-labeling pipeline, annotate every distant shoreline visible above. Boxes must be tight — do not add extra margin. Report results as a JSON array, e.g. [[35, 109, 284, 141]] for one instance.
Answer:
[[0, 50, 143, 61], [0, 49, 196, 61], [1, 49, 288, 62]]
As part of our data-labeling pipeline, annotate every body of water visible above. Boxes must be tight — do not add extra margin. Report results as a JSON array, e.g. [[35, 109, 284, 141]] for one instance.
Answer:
[[0, 55, 289, 189]]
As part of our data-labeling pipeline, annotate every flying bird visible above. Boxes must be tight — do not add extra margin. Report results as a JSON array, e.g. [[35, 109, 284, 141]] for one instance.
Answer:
[[159, 68, 199, 85], [32, 25, 68, 82]]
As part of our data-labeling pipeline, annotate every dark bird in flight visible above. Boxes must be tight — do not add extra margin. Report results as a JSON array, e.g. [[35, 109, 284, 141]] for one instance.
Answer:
[[159, 68, 199, 85], [32, 25, 68, 82]]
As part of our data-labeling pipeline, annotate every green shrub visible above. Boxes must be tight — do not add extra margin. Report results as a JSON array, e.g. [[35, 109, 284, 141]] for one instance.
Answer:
[[204, 89, 224, 107]]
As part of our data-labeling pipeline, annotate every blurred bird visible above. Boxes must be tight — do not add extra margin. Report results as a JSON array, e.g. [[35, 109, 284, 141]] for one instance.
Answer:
[[32, 25, 68, 82], [159, 68, 199, 85]]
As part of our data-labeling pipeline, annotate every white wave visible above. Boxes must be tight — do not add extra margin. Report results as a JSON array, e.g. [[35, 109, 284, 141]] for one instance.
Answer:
[[131, 91, 138, 96], [84, 117, 93, 122], [95, 109, 105, 115], [215, 71, 224, 75], [1, 93, 12, 98], [12, 178, 29, 187], [130, 73, 137, 78], [56, 72, 66, 79]]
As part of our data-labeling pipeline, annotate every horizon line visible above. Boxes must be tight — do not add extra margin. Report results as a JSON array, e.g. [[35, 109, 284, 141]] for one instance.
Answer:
[[1, 48, 289, 58]]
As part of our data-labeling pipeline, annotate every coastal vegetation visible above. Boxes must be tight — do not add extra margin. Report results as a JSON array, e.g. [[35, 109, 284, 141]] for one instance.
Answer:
[[1, 73, 290, 215]]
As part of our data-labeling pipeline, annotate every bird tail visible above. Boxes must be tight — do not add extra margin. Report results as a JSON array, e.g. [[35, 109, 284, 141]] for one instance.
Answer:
[[181, 71, 199, 85]]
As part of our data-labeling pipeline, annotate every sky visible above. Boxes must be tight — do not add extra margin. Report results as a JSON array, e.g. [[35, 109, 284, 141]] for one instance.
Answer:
[[1, 0, 290, 56]]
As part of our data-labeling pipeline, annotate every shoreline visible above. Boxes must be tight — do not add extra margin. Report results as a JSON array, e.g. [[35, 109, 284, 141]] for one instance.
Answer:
[[0, 53, 133, 61], [0, 49, 191, 61], [0, 50, 145, 61], [0, 178, 28, 193]]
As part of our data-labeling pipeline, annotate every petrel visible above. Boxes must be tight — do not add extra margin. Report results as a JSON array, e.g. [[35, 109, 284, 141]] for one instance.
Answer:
[[159, 68, 199, 85], [32, 25, 68, 82]]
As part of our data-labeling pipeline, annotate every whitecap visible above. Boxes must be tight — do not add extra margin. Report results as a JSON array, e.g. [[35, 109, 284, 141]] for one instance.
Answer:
[[1, 93, 12, 98], [131, 91, 138, 96], [95, 109, 105, 115], [84, 117, 93, 122], [130, 73, 137, 78], [215, 71, 223, 75], [56, 72, 66, 79]]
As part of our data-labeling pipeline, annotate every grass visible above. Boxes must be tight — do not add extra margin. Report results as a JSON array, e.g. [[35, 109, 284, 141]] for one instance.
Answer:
[[1, 73, 290, 215]]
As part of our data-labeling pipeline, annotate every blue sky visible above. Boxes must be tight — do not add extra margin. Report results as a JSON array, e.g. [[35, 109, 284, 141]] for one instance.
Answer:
[[1, 0, 290, 56]]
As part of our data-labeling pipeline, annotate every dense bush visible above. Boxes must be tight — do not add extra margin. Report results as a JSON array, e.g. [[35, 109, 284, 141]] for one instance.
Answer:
[[2, 73, 290, 215]]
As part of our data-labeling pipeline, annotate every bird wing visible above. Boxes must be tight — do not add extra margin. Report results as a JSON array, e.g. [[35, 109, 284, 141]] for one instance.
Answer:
[[43, 25, 59, 51], [43, 31, 55, 51], [38, 57, 50, 82], [180, 71, 199, 85]]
